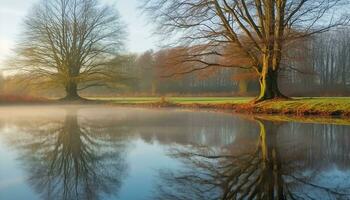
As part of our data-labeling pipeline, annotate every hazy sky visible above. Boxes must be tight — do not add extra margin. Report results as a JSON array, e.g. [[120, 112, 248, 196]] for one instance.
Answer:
[[0, 0, 157, 68]]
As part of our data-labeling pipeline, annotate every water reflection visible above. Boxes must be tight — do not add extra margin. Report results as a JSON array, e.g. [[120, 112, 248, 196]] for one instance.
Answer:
[[0, 107, 350, 200], [156, 120, 350, 200], [6, 109, 128, 200]]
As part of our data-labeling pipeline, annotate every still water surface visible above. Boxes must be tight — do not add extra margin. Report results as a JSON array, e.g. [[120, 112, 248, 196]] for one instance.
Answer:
[[0, 106, 349, 200]]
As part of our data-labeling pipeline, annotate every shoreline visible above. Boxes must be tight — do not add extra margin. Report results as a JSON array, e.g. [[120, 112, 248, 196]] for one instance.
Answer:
[[109, 102, 350, 125], [111, 99, 350, 117], [1, 97, 349, 124]]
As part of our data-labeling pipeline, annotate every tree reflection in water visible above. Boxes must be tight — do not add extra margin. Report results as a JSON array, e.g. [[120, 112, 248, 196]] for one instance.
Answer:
[[9, 109, 128, 200], [156, 120, 350, 200]]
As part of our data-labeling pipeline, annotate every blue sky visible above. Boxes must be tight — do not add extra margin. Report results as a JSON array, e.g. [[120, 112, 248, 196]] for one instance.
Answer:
[[0, 0, 157, 68]]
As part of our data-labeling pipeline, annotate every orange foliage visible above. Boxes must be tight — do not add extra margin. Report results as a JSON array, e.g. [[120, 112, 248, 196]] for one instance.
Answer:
[[0, 94, 48, 104], [232, 72, 258, 81]]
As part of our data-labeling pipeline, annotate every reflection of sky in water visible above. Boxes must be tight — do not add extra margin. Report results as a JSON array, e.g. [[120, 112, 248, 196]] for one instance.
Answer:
[[0, 134, 39, 200], [294, 166, 350, 199], [0, 106, 349, 200], [116, 139, 182, 200]]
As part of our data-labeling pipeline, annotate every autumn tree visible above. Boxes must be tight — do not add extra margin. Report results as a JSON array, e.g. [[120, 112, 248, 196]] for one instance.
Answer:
[[143, 0, 349, 102], [13, 0, 126, 100]]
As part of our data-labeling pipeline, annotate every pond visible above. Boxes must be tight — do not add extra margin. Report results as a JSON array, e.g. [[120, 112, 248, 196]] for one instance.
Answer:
[[0, 106, 349, 200]]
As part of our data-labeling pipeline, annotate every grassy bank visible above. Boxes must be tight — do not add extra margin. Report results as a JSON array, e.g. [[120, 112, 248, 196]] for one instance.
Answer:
[[91, 97, 350, 117], [91, 97, 250, 104], [2, 95, 349, 117]]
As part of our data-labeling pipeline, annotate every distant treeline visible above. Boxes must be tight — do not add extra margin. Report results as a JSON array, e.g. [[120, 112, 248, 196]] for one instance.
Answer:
[[282, 29, 350, 96]]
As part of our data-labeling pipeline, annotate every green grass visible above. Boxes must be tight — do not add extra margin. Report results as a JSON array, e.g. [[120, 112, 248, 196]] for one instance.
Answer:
[[91, 97, 162, 104], [91, 96, 252, 104], [254, 97, 350, 114], [90, 96, 350, 116]]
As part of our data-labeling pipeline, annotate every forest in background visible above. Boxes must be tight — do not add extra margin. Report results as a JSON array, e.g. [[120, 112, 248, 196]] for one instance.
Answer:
[[1, 28, 349, 98]]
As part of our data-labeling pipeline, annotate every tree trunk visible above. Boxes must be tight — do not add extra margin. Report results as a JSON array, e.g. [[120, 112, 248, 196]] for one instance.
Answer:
[[258, 120, 286, 199], [62, 81, 81, 100], [255, 68, 287, 103]]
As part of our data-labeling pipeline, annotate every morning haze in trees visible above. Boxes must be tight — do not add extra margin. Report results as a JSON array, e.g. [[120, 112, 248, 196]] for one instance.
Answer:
[[143, 0, 349, 102], [12, 0, 127, 100]]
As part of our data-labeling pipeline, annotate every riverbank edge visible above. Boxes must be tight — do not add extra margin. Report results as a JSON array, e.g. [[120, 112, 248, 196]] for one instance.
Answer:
[[114, 101, 350, 117], [1, 97, 349, 123], [111, 101, 350, 125]]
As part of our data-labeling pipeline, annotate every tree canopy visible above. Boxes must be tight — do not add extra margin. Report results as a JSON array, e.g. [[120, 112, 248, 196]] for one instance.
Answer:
[[143, 0, 350, 101], [12, 0, 128, 100]]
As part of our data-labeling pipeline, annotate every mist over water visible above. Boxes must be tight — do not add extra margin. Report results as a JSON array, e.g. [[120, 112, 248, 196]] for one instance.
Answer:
[[0, 106, 349, 200]]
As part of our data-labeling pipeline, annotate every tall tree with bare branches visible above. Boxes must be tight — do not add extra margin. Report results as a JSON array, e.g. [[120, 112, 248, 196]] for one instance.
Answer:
[[143, 0, 349, 102], [13, 0, 126, 100]]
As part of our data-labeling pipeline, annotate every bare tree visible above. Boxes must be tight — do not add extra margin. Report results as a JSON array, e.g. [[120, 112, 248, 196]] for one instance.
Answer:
[[13, 0, 126, 100], [143, 0, 349, 102], [311, 29, 350, 91]]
